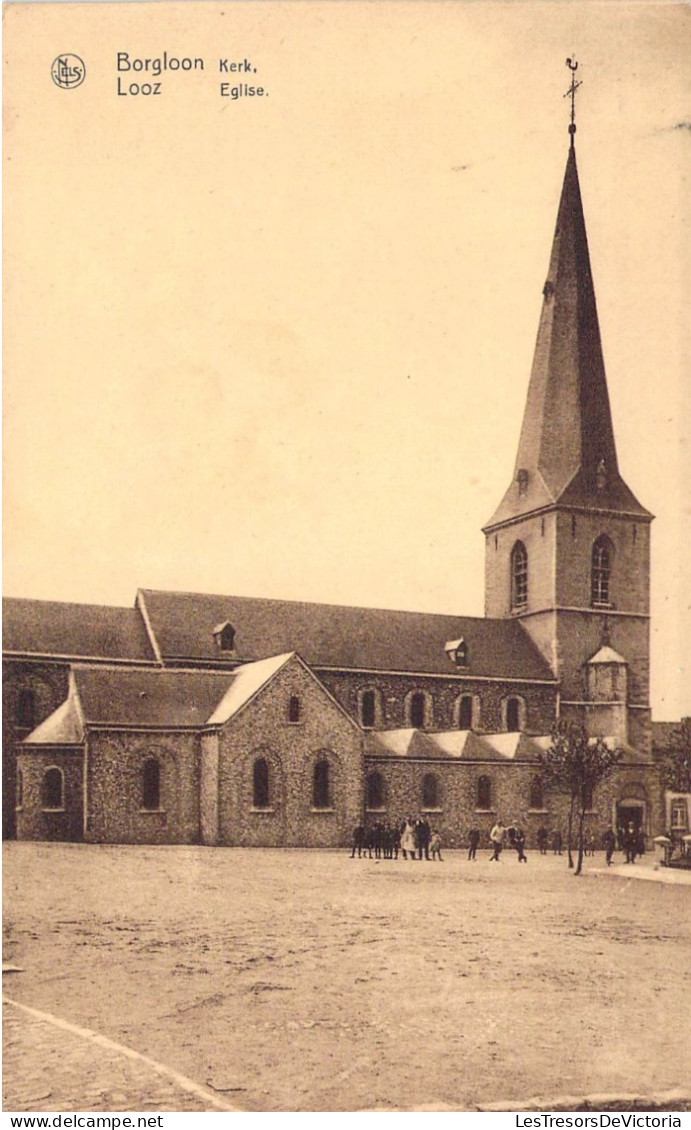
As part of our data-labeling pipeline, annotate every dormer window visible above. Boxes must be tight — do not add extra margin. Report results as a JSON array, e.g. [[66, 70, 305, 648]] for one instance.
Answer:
[[213, 621, 236, 653], [517, 468, 529, 496], [444, 638, 469, 668]]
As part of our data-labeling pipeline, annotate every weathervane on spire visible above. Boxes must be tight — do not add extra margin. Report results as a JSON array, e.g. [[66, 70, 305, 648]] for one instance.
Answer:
[[564, 58, 581, 145]]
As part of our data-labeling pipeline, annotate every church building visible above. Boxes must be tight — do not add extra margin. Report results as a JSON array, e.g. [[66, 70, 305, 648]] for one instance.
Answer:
[[4, 118, 664, 848]]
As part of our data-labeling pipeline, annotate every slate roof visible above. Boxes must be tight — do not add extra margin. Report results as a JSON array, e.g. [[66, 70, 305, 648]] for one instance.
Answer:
[[3, 598, 156, 663], [66, 654, 296, 729], [137, 589, 555, 682], [486, 144, 651, 529], [71, 666, 236, 728], [23, 696, 84, 745], [365, 729, 551, 761]]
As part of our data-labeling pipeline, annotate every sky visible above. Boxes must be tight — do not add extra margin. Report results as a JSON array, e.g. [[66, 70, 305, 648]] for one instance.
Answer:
[[3, 1, 689, 719]]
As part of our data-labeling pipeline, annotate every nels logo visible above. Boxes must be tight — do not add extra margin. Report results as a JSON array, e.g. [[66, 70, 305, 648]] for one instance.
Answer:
[[51, 54, 86, 89]]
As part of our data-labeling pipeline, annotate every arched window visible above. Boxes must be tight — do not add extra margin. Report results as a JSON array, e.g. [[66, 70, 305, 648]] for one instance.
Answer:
[[476, 775, 492, 810], [17, 689, 36, 729], [422, 773, 439, 809], [366, 771, 385, 810], [253, 757, 270, 808], [511, 541, 528, 610], [288, 695, 301, 723], [16, 769, 23, 809], [142, 758, 160, 811], [506, 697, 522, 732], [313, 760, 330, 809], [591, 536, 613, 607], [410, 692, 426, 729], [458, 695, 473, 730], [42, 767, 64, 810], [361, 690, 376, 729], [529, 775, 544, 810]]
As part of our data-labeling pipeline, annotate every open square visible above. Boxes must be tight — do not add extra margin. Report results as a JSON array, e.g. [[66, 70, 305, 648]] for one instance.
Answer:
[[3, 843, 690, 1112]]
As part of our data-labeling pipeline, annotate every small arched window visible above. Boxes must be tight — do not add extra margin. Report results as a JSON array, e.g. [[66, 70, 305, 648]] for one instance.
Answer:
[[253, 757, 270, 808], [361, 690, 376, 729], [506, 697, 522, 732], [458, 695, 473, 730], [16, 769, 23, 809], [366, 771, 385, 810], [313, 759, 330, 809], [142, 758, 161, 811], [477, 775, 492, 810], [422, 773, 439, 809], [288, 695, 301, 723], [17, 689, 36, 729], [511, 541, 528, 611], [529, 776, 544, 810], [591, 537, 613, 607], [409, 692, 426, 729], [42, 767, 64, 810]]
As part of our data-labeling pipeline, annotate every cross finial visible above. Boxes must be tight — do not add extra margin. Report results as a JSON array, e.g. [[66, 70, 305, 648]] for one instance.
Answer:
[[564, 58, 582, 146]]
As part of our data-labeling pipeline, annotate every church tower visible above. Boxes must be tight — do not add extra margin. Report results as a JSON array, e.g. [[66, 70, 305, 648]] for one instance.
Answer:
[[483, 78, 653, 754]]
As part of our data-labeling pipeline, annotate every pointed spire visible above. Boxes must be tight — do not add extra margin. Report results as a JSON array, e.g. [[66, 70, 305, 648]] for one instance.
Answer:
[[485, 133, 651, 530]]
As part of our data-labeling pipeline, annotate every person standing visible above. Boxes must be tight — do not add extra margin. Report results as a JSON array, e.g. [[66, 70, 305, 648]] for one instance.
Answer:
[[468, 828, 480, 861], [401, 818, 416, 861], [515, 826, 527, 863], [537, 826, 548, 855], [429, 830, 443, 861], [603, 826, 616, 866], [417, 815, 431, 860], [489, 820, 506, 861]]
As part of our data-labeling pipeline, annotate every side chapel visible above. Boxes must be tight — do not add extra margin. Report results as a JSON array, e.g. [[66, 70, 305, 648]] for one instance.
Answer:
[[4, 106, 669, 848]]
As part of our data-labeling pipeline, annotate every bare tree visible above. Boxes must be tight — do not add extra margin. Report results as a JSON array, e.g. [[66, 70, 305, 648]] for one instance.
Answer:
[[539, 722, 624, 875]]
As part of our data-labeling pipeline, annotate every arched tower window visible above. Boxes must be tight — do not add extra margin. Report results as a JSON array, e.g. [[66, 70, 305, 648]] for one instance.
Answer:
[[591, 536, 613, 607], [312, 760, 330, 809], [511, 541, 528, 611], [288, 695, 301, 723], [17, 689, 36, 729], [366, 771, 385, 810], [529, 775, 544, 810], [476, 775, 492, 810], [42, 767, 64, 810], [422, 773, 439, 809], [142, 758, 161, 811], [253, 757, 270, 808]]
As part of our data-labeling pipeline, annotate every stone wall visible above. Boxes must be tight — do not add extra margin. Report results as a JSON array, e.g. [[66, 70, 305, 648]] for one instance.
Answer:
[[3, 659, 70, 838], [363, 756, 660, 851], [214, 656, 363, 848], [85, 730, 200, 844], [15, 746, 83, 842], [317, 669, 557, 737]]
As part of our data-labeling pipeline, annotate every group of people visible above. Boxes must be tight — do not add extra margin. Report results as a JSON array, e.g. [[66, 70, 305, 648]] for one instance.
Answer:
[[350, 818, 443, 861], [350, 819, 647, 864]]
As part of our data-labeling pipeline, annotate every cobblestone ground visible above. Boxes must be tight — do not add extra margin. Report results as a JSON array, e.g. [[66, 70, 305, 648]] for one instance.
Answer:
[[3, 844, 691, 1112], [3, 1002, 227, 1112]]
